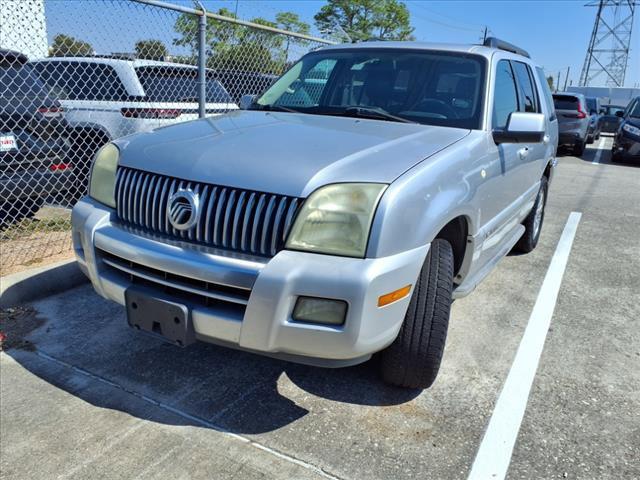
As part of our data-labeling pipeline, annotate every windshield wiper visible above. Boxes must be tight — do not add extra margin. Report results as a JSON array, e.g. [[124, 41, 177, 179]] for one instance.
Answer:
[[339, 106, 417, 124], [252, 104, 301, 114]]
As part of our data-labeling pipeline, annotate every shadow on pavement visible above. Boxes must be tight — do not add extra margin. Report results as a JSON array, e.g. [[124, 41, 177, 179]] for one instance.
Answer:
[[5, 285, 420, 435]]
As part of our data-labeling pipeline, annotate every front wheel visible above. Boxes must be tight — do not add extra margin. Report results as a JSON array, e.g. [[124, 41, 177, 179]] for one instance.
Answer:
[[380, 239, 454, 389], [513, 176, 548, 254]]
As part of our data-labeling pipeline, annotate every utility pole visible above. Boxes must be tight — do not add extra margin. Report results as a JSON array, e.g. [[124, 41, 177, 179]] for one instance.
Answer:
[[557, 71, 561, 92], [482, 26, 488, 43], [579, 1, 637, 87], [563, 66, 571, 91]]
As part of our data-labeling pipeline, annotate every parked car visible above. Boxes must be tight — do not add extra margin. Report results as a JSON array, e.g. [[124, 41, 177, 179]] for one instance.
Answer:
[[30, 57, 238, 196], [0, 49, 72, 228], [213, 70, 278, 104], [585, 97, 602, 143], [600, 104, 626, 133], [553, 92, 589, 156], [72, 38, 558, 389], [612, 96, 640, 163]]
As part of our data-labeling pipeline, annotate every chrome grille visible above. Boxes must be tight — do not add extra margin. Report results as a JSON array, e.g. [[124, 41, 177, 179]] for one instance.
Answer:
[[115, 167, 300, 257]]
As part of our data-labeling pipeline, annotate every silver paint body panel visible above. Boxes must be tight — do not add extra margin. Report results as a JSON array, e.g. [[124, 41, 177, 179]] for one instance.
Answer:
[[74, 42, 558, 364]]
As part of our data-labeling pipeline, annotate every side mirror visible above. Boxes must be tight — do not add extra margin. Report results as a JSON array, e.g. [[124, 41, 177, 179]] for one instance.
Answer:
[[492, 112, 545, 144], [239, 94, 256, 110], [599, 109, 606, 115], [615, 110, 624, 117]]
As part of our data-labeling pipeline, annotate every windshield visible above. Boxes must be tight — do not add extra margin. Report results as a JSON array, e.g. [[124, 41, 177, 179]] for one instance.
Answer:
[[605, 105, 624, 116], [135, 67, 233, 104], [553, 95, 579, 110], [255, 49, 487, 129], [629, 101, 640, 118]]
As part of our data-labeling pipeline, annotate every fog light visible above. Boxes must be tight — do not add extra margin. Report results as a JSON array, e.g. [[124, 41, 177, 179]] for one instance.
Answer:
[[292, 297, 347, 325]]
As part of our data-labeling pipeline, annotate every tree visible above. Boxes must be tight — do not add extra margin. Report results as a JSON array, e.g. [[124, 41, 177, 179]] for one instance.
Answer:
[[276, 12, 311, 59], [49, 34, 93, 57], [546, 75, 555, 91], [314, 0, 413, 42], [135, 40, 168, 60], [373, 0, 414, 41], [173, 8, 309, 75]]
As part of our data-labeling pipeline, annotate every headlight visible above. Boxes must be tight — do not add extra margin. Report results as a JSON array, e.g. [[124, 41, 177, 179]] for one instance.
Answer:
[[89, 143, 119, 208], [622, 123, 640, 137], [285, 183, 387, 258]]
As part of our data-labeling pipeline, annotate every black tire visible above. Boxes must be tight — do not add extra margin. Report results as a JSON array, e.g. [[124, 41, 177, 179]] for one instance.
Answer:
[[586, 134, 594, 145], [513, 176, 548, 254], [380, 239, 453, 389], [573, 139, 585, 157]]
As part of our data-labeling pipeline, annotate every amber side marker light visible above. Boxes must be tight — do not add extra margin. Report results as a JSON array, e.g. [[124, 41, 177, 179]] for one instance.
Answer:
[[378, 285, 412, 307]]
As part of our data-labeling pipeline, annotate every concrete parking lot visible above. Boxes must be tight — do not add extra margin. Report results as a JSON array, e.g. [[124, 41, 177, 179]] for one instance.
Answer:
[[1, 137, 639, 480]]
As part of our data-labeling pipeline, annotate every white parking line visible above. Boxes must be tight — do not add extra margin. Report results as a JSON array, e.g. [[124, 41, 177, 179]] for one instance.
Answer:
[[591, 137, 608, 164], [467, 212, 582, 480]]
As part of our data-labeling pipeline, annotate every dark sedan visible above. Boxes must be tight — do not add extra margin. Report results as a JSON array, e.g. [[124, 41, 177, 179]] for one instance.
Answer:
[[600, 104, 625, 134], [612, 96, 640, 163], [1, 49, 72, 227]]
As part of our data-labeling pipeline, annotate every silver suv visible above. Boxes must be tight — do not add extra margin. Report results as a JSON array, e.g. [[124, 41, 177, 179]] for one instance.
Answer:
[[73, 38, 558, 389]]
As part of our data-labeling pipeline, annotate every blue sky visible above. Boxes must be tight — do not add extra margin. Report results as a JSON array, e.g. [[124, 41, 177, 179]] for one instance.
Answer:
[[45, 0, 639, 88]]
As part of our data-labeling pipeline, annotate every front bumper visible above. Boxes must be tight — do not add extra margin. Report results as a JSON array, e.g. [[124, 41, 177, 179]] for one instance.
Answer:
[[613, 132, 640, 160], [72, 198, 428, 367]]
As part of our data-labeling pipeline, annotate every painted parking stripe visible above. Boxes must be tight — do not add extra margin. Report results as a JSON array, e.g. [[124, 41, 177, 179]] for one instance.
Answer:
[[467, 212, 582, 480], [591, 137, 608, 164]]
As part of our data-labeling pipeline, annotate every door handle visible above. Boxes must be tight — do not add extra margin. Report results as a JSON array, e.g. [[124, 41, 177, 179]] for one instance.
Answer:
[[518, 147, 530, 160], [543, 134, 550, 144]]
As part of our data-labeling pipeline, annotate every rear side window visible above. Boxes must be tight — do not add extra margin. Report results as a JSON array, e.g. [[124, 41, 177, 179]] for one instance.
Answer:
[[492, 60, 519, 128], [512, 61, 538, 113], [32, 61, 128, 101], [535, 66, 556, 120], [553, 95, 579, 110], [1, 63, 50, 99], [135, 67, 233, 103]]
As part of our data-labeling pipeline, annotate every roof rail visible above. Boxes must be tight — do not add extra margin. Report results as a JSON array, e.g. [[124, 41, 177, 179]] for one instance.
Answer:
[[483, 37, 530, 58]]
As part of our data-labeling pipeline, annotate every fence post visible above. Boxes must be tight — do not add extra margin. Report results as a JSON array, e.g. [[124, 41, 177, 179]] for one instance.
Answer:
[[196, 1, 206, 119]]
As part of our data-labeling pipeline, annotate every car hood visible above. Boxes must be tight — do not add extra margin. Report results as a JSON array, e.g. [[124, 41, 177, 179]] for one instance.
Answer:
[[116, 110, 470, 197]]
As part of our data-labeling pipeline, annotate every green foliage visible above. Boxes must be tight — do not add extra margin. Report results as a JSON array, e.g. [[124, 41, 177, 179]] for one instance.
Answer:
[[49, 34, 93, 57], [314, 0, 414, 42], [134, 40, 168, 60], [172, 8, 311, 74], [546, 75, 555, 90]]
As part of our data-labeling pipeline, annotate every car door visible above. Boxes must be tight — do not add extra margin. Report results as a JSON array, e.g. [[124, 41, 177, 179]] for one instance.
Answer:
[[471, 58, 524, 267], [510, 60, 546, 199], [534, 65, 559, 171]]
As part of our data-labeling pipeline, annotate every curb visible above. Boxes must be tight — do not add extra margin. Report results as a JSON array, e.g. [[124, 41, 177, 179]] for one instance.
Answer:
[[0, 259, 89, 308]]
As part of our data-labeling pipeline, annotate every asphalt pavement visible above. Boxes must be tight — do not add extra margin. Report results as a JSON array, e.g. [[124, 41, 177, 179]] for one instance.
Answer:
[[1, 136, 638, 480]]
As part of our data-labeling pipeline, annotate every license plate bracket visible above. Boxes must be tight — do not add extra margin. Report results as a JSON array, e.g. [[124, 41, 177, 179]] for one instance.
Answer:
[[125, 286, 195, 347]]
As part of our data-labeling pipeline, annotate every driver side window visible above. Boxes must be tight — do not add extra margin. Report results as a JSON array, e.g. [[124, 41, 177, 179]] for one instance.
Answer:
[[492, 60, 519, 129]]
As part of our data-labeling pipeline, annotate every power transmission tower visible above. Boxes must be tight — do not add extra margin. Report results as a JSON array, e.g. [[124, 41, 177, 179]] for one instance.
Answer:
[[579, 0, 637, 87]]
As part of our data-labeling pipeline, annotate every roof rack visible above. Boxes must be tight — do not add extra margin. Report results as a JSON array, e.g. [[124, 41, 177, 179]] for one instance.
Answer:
[[483, 37, 530, 58]]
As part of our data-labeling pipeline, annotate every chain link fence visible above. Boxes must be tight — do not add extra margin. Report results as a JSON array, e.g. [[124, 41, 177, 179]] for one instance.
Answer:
[[0, 0, 334, 275]]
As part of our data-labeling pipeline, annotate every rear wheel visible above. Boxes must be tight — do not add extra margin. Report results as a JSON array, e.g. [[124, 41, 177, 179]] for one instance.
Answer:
[[380, 239, 453, 389], [574, 139, 585, 157], [513, 176, 548, 254]]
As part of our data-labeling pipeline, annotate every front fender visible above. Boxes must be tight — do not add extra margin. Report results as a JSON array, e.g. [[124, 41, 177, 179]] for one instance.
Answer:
[[367, 132, 487, 259]]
